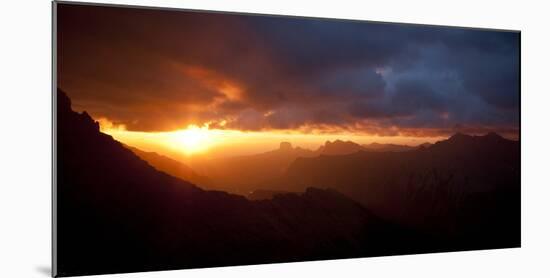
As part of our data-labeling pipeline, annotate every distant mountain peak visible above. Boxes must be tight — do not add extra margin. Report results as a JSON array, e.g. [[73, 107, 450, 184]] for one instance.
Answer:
[[319, 139, 364, 155], [432, 132, 515, 153], [325, 139, 358, 146], [484, 131, 504, 139], [279, 141, 293, 151], [448, 132, 506, 142], [448, 132, 470, 141]]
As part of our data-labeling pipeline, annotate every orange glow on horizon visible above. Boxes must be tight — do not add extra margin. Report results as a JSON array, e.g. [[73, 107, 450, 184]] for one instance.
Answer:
[[172, 125, 214, 155], [98, 118, 448, 161]]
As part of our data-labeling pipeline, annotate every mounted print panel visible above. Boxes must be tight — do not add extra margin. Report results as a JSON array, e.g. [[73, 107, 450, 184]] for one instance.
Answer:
[[53, 1, 520, 277]]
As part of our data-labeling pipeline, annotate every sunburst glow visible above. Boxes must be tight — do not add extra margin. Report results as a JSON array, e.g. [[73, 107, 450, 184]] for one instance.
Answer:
[[98, 118, 447, 161], [173, 125, 212, 154]]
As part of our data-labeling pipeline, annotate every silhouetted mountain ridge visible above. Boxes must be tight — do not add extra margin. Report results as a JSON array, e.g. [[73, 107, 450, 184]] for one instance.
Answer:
[[278, 131, 520, 247], [317, 140, 364, 155], [191, 141, 318, 193], [362, 142, 416, 152], [56, 89, 428, 277], [126, 145, 214, 190], [318, 140, 423, 155], [442, 132, 508, 146], [246, 189, 293, 200]]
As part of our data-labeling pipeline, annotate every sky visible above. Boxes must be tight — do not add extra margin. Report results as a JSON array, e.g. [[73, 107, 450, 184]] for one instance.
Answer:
[[56, 3, 519, 158]]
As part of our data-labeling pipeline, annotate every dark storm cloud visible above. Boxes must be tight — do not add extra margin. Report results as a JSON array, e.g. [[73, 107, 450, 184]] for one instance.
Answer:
[[391, 79, 447, 114], [57, 3, 519, 136]]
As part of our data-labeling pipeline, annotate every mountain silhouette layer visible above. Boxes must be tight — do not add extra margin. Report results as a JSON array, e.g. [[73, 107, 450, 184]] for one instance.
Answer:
[[191, 142, 318, 194], [191, 140, 421, 193], [317, 140, 365, 155], [246, 189, 292, 200], [56, 89, 432, 277], [319, 140, 419, 155], [362, 142, 417, 152], [126, 145, 213, 189], [280, 132, 520, 248]]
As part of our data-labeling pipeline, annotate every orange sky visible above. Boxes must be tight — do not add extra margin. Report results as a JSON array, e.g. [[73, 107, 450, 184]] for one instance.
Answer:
[[98, 118, 447, 162], [58, 4, 519, 162], [58, 5, 519, 142]]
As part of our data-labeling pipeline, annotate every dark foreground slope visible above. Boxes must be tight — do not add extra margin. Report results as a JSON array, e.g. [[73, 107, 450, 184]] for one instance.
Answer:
[[282, 133, 520, 249], [55, 90, 429, 277]]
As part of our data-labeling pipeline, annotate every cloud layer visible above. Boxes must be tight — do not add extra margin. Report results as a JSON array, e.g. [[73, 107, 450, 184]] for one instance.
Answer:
[[57, 4, 520, 137]]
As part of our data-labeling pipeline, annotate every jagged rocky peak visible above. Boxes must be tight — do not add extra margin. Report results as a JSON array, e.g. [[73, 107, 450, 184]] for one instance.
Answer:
[[57, 88, 100, 132]]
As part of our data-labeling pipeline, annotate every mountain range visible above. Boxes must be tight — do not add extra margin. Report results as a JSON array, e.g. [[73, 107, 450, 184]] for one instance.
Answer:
[[189, 140, 424, 193], [278, 132, 520, 247], [189, 141, 318, 194], [56, 89, 432, 277]]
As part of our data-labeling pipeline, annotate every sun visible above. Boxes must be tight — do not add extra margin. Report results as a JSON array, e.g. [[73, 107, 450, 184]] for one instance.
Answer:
[[175, 125, 212, 154]]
